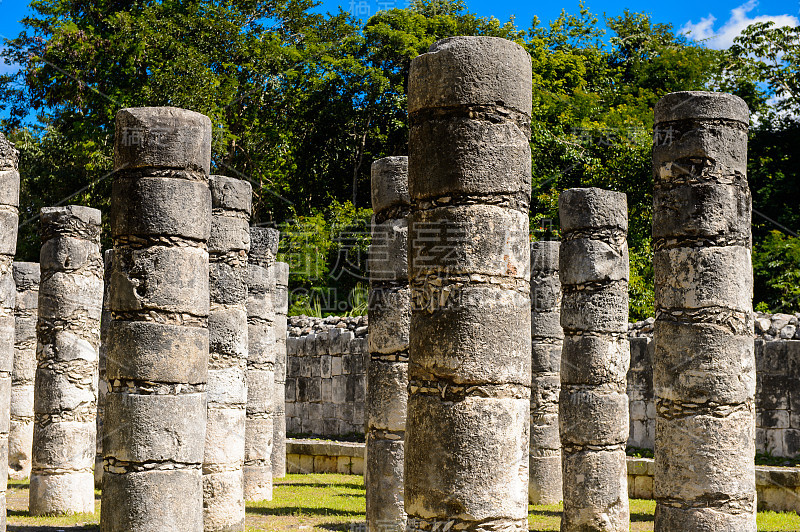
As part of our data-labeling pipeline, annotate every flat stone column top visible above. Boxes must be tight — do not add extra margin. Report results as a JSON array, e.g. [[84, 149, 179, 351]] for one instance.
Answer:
[[249, 227, 279, 264], [371, 156, 409, 215], [210, 175, 252, 215], [654, 91, 749, 124], [114, 106, 212, 174], [408, 36, 532, 115], [559, 187, 628, 233], [40, 205, 102, 236]]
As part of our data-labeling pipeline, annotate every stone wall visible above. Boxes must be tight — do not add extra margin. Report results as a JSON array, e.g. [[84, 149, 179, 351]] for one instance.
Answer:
[[287, 312, 800, 457], [285, 438, 365, 475], [285, 327, 368, 438]]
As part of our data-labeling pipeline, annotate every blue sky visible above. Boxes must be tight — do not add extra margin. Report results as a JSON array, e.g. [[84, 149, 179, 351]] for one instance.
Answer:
[[1, 0, 798, 75]]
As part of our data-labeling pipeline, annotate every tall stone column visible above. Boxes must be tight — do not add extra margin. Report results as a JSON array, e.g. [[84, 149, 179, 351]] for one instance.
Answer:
[[528, 241, 562, 504], [558, 188, 630, 531], [95, 250, 112, 489], [10, 262, 39, 480], [101, 107, 211, 532], [0, 134, 20, 529], [244, 227, 278, 501], [271, 261, 288, 479], [204, 175, 252, 531], [30, 206, 103, 515], [366, 156, 410, 531], [652, 91, 756, 531], [405, 36, 532, 531]]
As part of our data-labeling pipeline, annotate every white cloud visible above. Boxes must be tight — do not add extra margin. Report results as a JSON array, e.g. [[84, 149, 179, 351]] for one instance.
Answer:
[[681, 0, 799, 50]]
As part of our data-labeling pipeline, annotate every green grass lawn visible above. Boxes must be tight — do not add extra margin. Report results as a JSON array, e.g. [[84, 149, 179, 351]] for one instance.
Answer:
[[6, 475, 800, 531]]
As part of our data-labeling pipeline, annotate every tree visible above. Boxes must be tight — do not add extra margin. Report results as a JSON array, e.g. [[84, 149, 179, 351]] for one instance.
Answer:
[[726, 21, 800, 117]]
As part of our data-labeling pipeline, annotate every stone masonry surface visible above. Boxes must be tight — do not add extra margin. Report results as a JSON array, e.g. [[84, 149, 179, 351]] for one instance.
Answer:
[[244, 227, 278, 502], [10, 262, 38, 481], [366, 156, 410, 531], [559, 188, 630, 532], [528, 241, 563, 505], [0, 132, 20, 531], [271, 261, 289, 479], [100, 106, 212, 532], [203, 175, 252, 531], [652, 91, 756, 531], [286, 330, 368, 438], [31, 206, 102, 516], [405, 36, 533, 532], [94, 250, 112, 489]]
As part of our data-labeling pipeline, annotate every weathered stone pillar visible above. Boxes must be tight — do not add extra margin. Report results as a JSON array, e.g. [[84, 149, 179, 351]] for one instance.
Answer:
[[271, 261, 288, 478], [100, 107, 211, 531], [95, 250, 112, 489], [30, 206, 102, 515], [528, 241, 562, 504], [558, 188, 630, 531], [0, 133, 19, 529], [652, 91, 756, 531], [366, 156, 410, 531], [405, 36, 532, 531], [244, 227, 278, 501], [204, 175, 252, 531], [10, 262, 39, 480]]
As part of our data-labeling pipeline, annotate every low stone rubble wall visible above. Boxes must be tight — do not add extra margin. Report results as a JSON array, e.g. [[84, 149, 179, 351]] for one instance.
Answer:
[[285, 438, 365, 475], [627, 457, 800, 513]]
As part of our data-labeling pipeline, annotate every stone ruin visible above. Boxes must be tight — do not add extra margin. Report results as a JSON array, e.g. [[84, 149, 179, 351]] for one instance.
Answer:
[[559, 188, 630, 531], [244, 226, 278, 502], [405, 36, 533, 532], [31, 205, 102, 515], [366, 156, 410, 531], [0, 34, 768, 532], [10, 261, 38, 481]]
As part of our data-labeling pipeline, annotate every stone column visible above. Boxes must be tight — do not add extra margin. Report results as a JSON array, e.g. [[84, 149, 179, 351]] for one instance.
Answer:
[[244, 227, 278, 501], [0, 133, 20, 528], [100, 107, 211, 531], [271, 261, 288, 478], [405, 36, 532, 531], [10, 262, 39, 480], [204, 175, 252, 531], [652, 91, 755, 531], [528, 241, 562, 504], [95, 250, 112, 489], [366, 156, 410, 531], [30, 206, 103, 515], [558, 188, 630, 531]]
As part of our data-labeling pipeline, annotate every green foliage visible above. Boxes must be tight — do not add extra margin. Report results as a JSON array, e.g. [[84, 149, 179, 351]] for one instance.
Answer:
[[2, 0, 799, 316], [753, 231, 800, 314], [725, 21, 800, 118], [280, 200, 372, 315]]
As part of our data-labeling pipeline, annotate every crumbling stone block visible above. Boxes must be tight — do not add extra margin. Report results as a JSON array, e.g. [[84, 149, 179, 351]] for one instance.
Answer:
[[31, 206, 102, 516], [652, 91, 756, 531]]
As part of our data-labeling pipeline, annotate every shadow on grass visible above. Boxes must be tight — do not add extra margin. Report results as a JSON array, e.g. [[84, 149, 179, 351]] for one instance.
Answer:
[[317, 523, 358, 532], [247, 505, 363, 518], [277, 482, 364, 491], [7, 525, 100, 532], [631, 512, 654, 523], [529, 509, 561, 518]]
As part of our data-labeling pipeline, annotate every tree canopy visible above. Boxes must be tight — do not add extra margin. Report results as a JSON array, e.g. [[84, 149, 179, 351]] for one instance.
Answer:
[[2, 0, 798, 317]]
